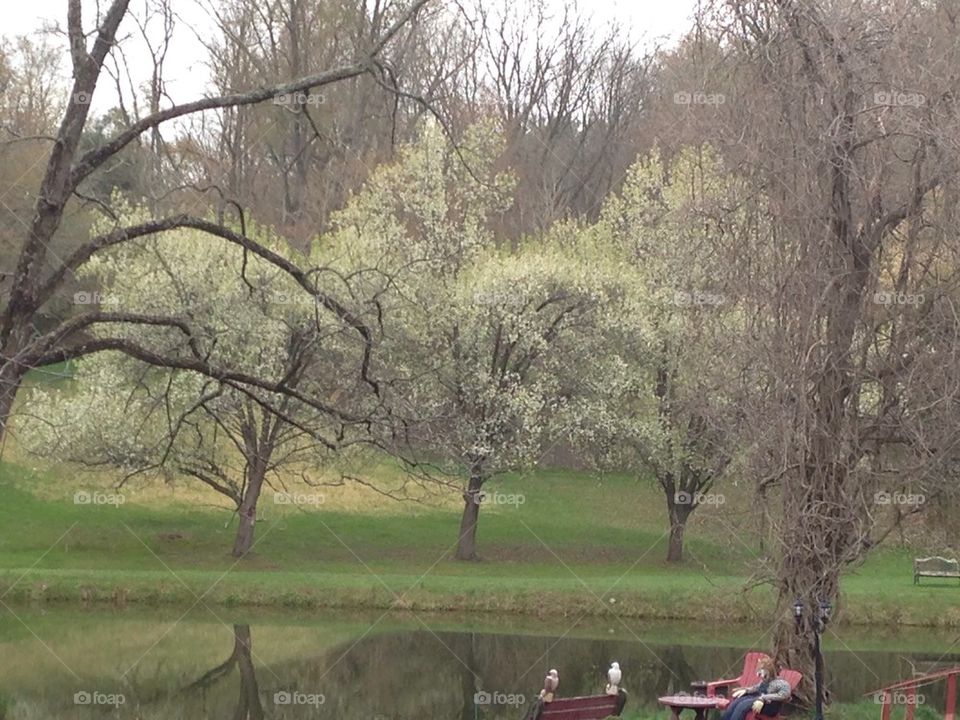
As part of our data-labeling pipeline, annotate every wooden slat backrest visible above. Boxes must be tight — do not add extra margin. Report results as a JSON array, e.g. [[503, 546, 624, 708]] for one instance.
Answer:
[[780, 669, 803, 691], [541, 694, 620, 719]]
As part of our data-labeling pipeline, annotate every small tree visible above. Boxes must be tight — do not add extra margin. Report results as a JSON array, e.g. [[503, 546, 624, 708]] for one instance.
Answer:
[[21, 217, 354, 556], [581, 147, 749, 563], [429, 243, 615, 561], [328, 123, 616, 560]]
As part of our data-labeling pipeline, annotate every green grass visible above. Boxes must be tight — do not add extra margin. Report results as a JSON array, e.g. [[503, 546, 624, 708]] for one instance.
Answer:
[[0, 455, 957, 626]]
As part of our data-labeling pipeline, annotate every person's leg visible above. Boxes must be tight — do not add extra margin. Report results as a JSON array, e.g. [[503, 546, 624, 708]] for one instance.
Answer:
[[721, 697, 748, 720], [719, 698, 740, 720], [728, 695, 759, 720]]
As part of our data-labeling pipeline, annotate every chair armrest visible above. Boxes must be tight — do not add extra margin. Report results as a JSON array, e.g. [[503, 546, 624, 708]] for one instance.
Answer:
[[705, 679, 741, 697]]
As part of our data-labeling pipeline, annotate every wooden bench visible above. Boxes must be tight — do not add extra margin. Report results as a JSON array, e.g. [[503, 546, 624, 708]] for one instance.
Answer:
[[914, 557, 960, 585], [526, 691, 627, 720]]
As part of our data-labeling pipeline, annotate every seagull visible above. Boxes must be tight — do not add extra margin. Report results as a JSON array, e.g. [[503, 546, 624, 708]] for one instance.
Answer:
[[606, 662, 622, 695], [540, 669, 559, 702]]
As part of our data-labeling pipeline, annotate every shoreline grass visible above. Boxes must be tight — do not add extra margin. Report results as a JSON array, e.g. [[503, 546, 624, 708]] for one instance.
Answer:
[[2, 564, 959, 627]]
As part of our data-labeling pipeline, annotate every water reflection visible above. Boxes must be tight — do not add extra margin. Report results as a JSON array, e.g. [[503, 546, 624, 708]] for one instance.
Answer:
[[0, 610, 957, 719], [185, 625, 263, 719]]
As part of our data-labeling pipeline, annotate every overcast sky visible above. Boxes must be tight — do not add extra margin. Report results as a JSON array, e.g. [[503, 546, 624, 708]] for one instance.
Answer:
[[2, 0, 699, 109]]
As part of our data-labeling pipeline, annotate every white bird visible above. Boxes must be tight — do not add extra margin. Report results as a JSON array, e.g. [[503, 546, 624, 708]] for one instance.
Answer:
[[540, 669, 559, 702], [606, 662, 622, 695]]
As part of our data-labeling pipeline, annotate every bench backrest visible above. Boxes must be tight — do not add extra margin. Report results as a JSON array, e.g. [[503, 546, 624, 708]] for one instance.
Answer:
[[915, 557, 960, 573], [540, 694, 621, 720]]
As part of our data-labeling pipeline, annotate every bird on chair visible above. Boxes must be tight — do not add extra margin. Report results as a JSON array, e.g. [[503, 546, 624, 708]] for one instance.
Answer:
[[540, 669, 559, 702], [606, 662, 622, 695]]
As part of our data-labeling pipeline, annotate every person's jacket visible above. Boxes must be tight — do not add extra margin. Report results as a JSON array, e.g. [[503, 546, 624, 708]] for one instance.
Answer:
[[745, 678, 792, 704]]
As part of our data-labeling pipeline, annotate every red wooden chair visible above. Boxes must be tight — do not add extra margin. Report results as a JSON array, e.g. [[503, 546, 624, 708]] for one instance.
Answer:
[[704, 652, 772, 698], [715, 669, 803, 720]]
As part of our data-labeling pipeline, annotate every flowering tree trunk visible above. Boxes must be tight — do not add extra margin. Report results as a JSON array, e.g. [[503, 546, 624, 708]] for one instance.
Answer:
[[232, 460, 268, 558], [666, 499, 693, 563], [0, 358, 23, 448], [455, 469, 485, 561]]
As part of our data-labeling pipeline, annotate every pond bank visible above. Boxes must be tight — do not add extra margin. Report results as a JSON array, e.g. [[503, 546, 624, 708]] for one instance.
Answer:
[[2, 566, 959, 628]]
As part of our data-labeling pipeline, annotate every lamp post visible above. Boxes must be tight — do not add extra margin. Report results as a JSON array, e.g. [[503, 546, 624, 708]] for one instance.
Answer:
[[794, 597, 831, 720]]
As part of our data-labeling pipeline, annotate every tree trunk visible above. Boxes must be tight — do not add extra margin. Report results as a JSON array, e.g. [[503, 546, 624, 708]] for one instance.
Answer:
[[665, 500, 692, 563], [772, 449, 849, 706], [769, 96, 870, 704], [232, 463, 267, 558], [773, 560, 838, 707], [455, 471, 484, 561], [232, 504, 257, 558], [667, 518, 688, 563], [0, 358, 24, 448]]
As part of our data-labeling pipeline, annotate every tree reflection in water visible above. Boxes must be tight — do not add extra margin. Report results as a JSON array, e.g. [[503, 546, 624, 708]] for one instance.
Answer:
[[185, 624, 263, 720]]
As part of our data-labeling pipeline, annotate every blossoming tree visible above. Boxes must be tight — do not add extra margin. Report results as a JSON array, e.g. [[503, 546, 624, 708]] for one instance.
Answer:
[[21, 217, 362, 556], [328, 123, 620, 560]]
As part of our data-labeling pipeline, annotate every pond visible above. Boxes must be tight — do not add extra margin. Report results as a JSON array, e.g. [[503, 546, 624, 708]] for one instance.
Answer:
[[0, 605, 957, 718]]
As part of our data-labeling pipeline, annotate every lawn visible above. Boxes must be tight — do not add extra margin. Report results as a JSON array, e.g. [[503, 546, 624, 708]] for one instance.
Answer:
[[0, 451, 956, 627]]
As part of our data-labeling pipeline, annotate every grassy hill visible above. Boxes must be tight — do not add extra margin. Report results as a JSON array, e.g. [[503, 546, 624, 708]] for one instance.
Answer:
[[0, 449, 956, 626]]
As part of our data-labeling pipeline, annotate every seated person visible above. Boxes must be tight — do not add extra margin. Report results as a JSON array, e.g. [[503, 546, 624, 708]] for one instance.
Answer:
[[720, 657, 792, 720]]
